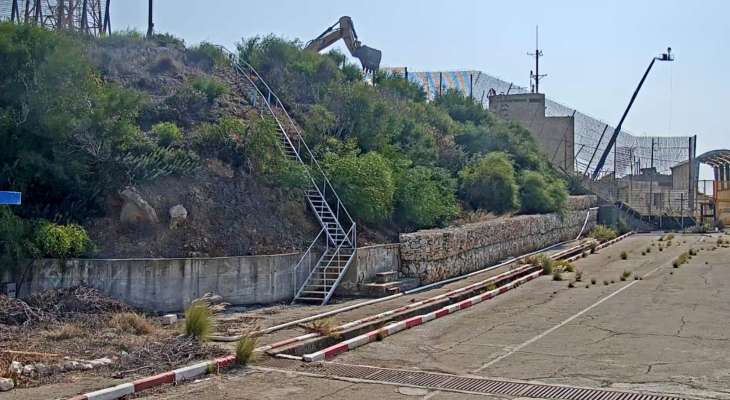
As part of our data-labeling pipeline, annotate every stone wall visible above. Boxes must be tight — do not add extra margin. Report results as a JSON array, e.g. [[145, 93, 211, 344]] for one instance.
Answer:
[[567, 195, 598, 210], [399, 208, 597, 284]]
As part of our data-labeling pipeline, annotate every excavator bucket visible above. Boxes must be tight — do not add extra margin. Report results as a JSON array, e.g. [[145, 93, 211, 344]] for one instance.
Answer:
[[353, 45, 382, 73]]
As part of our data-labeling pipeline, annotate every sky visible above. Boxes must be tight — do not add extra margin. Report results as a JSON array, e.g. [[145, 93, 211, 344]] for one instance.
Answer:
[[113, 0, 728, 177]]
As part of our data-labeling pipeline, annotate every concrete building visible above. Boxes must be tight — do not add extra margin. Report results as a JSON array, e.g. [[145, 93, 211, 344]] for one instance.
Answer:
[[488, 93, 575, 174]]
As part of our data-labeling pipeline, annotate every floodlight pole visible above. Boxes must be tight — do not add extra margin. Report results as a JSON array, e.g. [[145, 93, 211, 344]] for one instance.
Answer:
[[591, 48, 674, 180]]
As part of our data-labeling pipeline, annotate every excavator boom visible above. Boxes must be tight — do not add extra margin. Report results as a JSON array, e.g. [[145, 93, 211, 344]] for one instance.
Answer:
[[305, 16, 382, 73]]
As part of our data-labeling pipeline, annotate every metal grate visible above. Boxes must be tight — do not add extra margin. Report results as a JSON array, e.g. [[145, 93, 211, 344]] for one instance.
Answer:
[[258, 358, 688, 400]]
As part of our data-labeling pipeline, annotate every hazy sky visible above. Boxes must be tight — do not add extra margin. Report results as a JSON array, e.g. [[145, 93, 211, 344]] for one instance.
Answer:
[[113, 0, 728, 175]]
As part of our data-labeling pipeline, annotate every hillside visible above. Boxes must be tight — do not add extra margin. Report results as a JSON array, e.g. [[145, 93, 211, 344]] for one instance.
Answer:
[[0, 25, 571, 265]]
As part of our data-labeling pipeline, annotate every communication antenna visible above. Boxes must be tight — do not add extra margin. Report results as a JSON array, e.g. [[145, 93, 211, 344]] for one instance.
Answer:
[[528, 25, 546, 93]]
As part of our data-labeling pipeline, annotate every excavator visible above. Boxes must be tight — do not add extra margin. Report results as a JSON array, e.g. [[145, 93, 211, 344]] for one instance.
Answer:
[[305, 16, 382, 73]]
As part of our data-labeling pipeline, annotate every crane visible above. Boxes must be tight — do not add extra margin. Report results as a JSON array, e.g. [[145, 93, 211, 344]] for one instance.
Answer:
[[305, 16, 382, 73]]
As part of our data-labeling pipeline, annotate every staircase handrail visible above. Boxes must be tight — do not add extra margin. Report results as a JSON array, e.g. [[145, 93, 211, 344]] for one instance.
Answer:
[[319, 224, 356, 304], [291, 227, 325, 297], [218, 46, 355, 246]]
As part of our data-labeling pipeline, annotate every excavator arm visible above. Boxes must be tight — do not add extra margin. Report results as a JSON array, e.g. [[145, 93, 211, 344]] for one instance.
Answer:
[[305, 16, 382, 73]]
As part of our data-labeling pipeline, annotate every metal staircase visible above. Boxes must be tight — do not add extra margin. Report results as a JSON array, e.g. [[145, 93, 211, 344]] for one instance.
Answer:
[[219, 47, 356, 305]]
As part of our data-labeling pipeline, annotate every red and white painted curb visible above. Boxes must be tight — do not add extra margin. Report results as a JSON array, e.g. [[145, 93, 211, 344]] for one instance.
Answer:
[[302, 269, 543, 362], [260, 264, 537, 353], [65, 234, 631, 399], [67, 355, 236, 400]]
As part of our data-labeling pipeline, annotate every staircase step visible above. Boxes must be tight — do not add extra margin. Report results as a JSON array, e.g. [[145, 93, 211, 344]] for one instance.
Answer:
[[375, 271, 398, 284], [295, 297, 326, 303]]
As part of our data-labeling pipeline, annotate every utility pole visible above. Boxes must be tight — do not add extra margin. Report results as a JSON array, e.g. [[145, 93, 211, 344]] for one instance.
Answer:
[[528, 26, 546, 93], [146, 0, 154, 38], [591, 48, 674, 180]]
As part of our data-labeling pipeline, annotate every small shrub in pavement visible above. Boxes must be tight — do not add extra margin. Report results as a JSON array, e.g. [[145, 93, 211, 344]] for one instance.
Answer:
[[531, 254, 554, 275], [575, 270, 583, 282], [184, 302, 212, 341], [307, 317, 340, 338], [591, 278, 597, 285], [568, 281, 575, 288], [554, 259, 575, 272], [235, 336, 257, 365], [603, 280, 609, 286], [589, 225, 618, 242], [552, 270, 563, 281], [620, 251, 628, 260]]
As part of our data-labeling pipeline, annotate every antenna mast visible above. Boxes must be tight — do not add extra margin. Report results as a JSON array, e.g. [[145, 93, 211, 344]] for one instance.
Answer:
[[528, 26, 546, 93]]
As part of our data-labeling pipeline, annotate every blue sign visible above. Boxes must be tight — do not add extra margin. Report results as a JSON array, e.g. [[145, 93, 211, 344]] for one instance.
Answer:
[[0, 191, 21, 205]]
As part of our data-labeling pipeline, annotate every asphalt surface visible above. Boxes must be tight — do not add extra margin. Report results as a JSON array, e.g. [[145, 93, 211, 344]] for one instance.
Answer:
[[135, 233, 730, 400]]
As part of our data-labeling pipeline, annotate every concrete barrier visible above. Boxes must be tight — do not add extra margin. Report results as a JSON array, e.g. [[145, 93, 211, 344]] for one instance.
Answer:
[[17, 253, 308, 313]]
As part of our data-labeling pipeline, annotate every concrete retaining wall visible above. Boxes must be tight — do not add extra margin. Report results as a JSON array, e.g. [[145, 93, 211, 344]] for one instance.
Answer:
[[336, 243, 401, 295], [399, 208, 597, 284], [17, 253, 308, 313]]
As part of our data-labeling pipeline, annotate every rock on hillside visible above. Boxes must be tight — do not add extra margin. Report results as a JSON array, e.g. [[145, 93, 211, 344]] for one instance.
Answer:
[[87, 163, 319, 258], [81, 36, 319, 258]]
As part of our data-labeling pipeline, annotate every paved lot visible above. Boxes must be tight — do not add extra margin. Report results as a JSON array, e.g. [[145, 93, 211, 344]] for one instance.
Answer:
[[138, 233, 730, 400], [335, 233, 730, 399]]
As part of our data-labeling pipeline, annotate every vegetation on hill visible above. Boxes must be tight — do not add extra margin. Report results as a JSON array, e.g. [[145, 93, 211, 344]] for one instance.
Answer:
[[239, 35, 569, 229], [1, 25, 570, 268]]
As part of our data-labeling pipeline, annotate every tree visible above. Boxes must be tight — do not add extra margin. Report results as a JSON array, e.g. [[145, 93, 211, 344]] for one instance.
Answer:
[[458, 152, 518, 214], [519, 170, 568, 214], [325, 152, 396, 224], [395, 166, 459, 229]]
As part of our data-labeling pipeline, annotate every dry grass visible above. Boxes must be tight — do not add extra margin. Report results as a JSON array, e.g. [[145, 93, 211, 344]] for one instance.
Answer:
[[235, 336, 257, 365], [554, 260, 575, 272], [306, 317, 340, 338], [111, 312, 155, 335], [45, 323, 86, 340]]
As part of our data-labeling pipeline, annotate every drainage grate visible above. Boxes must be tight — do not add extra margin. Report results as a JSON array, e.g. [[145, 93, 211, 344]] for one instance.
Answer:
[[257, 358, 687, 400]]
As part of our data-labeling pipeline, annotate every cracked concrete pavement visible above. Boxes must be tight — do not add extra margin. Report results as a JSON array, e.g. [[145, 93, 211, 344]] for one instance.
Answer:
[[333, 233, 730, 399], [133, 233, 730, 399]]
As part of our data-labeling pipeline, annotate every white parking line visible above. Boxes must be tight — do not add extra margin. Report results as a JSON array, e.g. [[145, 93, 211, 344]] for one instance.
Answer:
[[472, 263, 666, 372]]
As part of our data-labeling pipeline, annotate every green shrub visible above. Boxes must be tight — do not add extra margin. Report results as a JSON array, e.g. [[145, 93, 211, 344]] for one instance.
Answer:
[[152, 32, 185, 48], [458, 152, 518, 214], [151, 122, 182, 146], [187, 42, 229, 70], [184, 302, 212, 341], [518, 170, 568, 214], [620, 251, 628, 260], [552, 270, 563, 281], [589, 225, 618, 242], [235, 336, 257, 365], [0, 208, 38, 269], [1, 23, 144, 220], [191, 76, 228, 103], [116, 145, 200, 183], [325, 151, 396, 224], [149, 55, 180, 74], [34, 222, 90, 258], [529, 254, 554, 275], [394, 166, 460, 229]]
